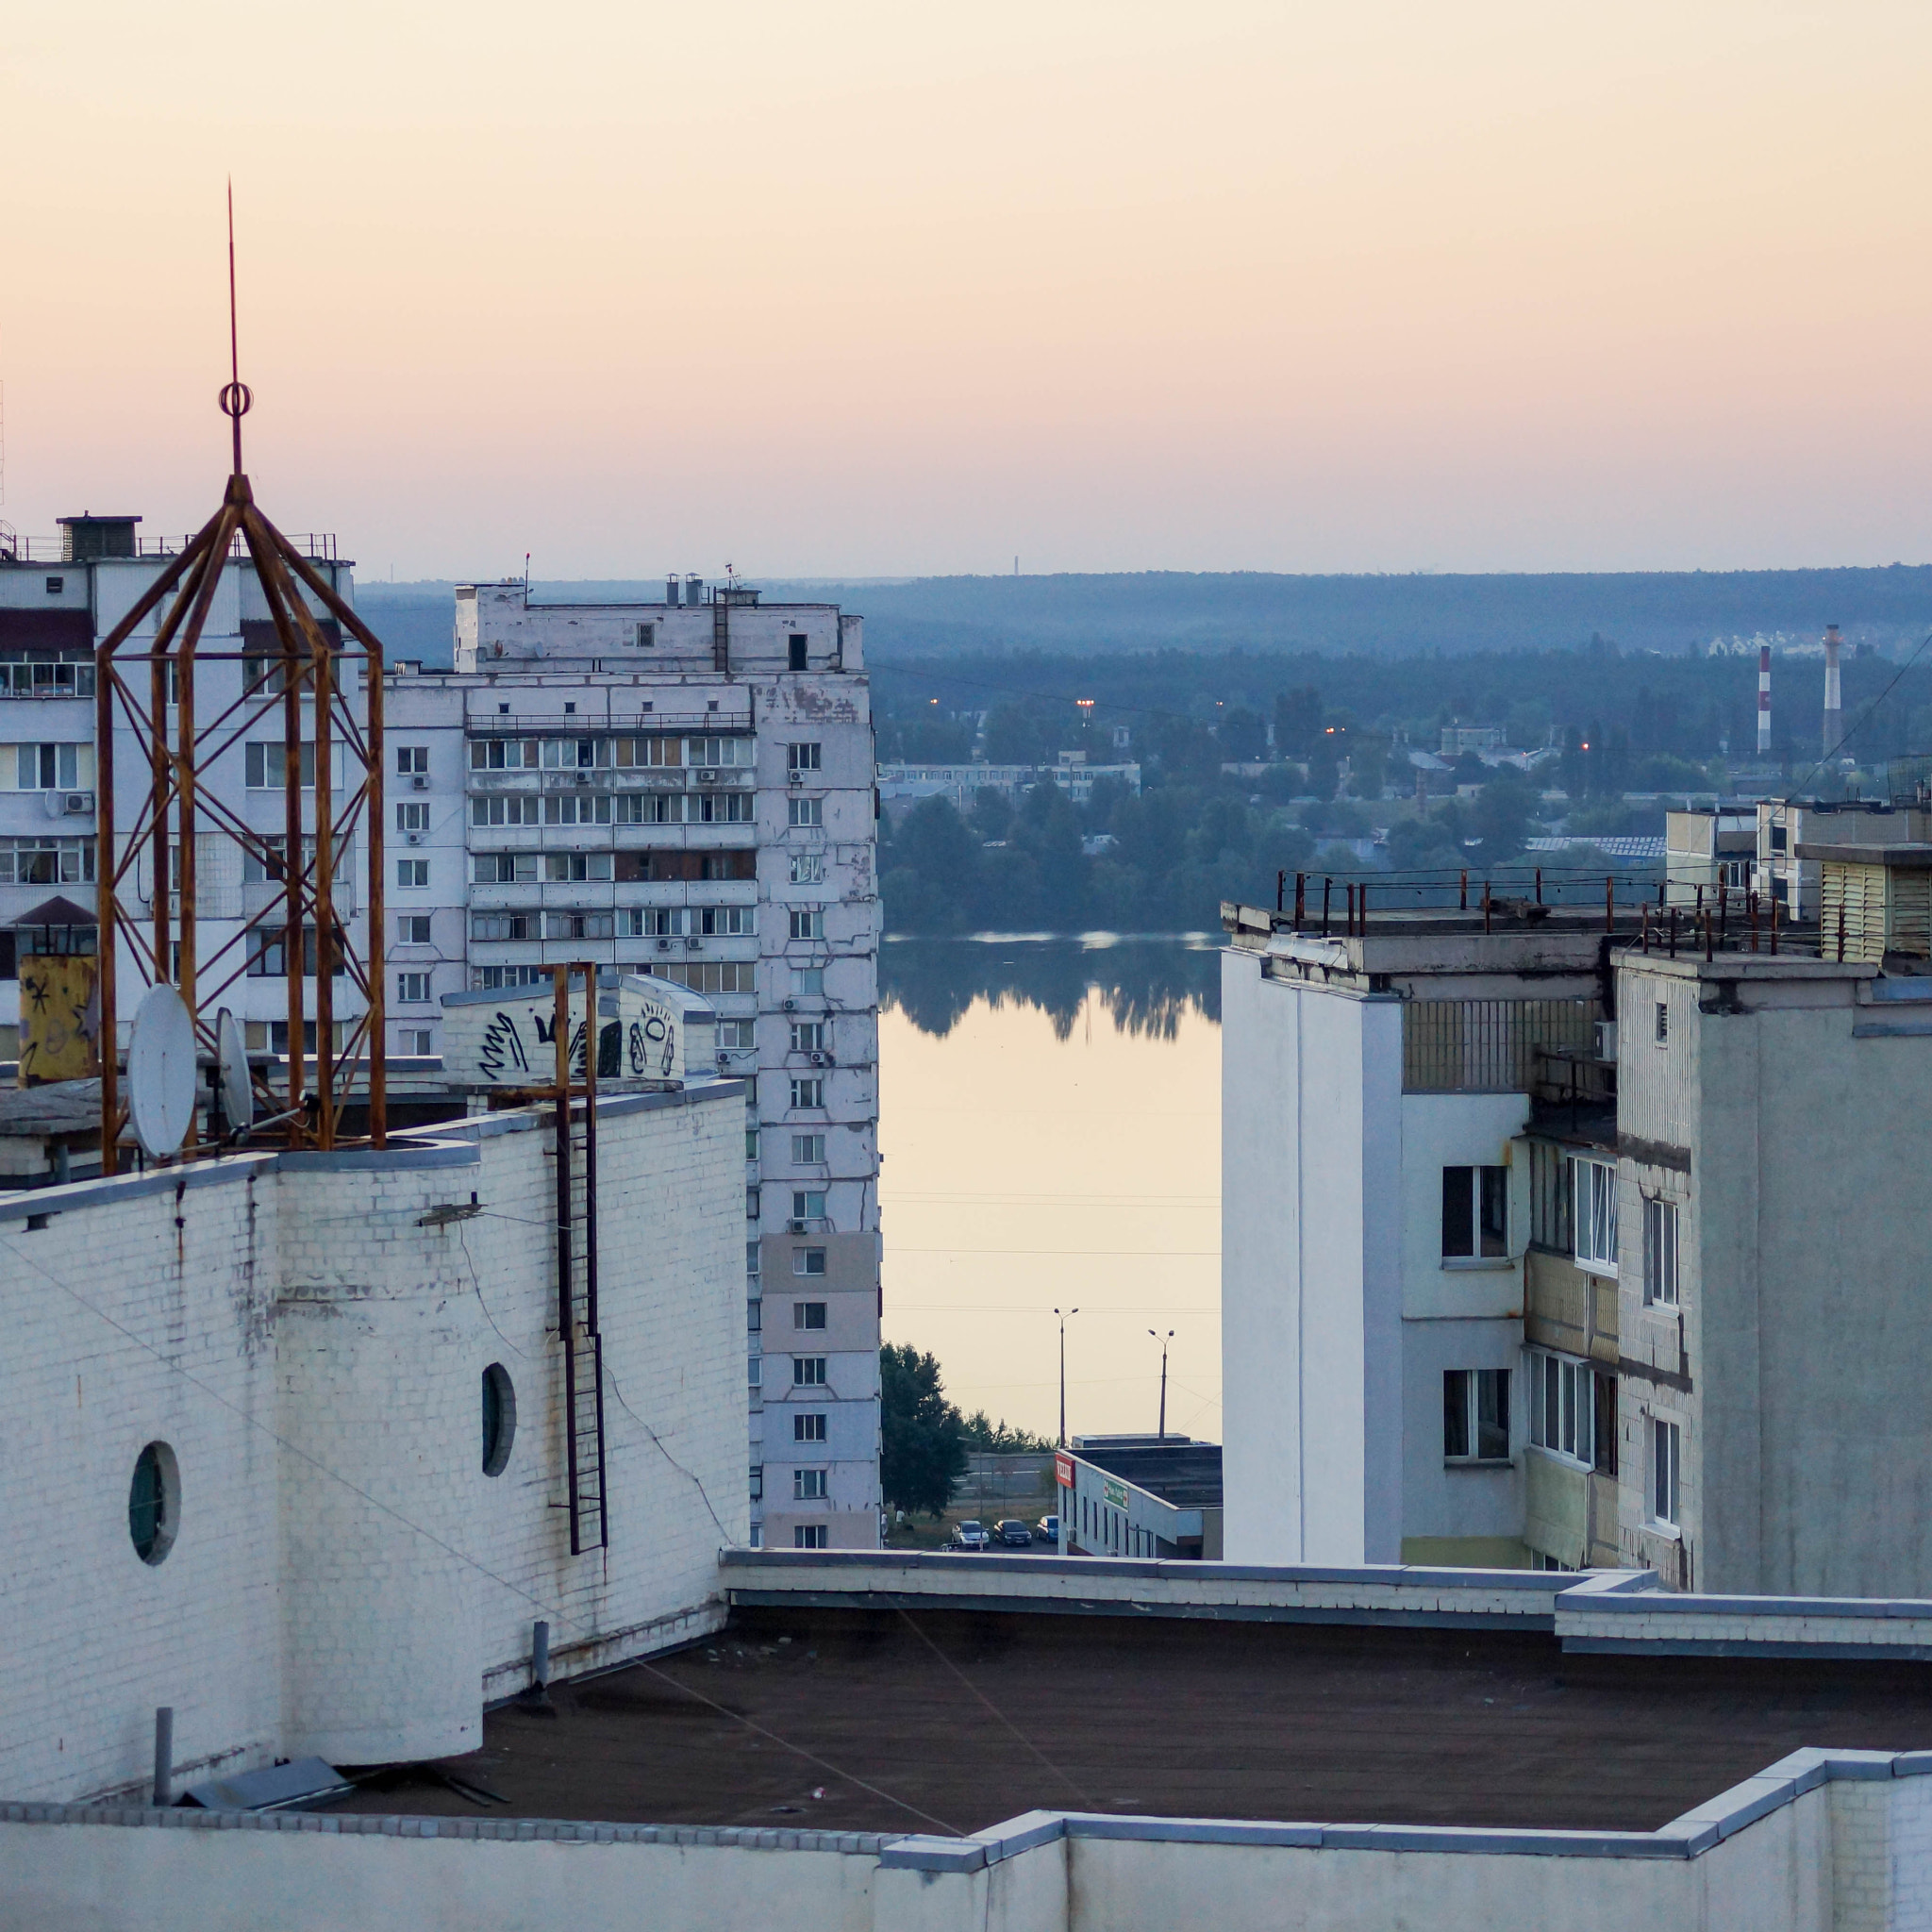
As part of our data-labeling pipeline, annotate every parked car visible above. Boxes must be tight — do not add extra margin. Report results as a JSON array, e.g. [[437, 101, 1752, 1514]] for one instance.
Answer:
[[949, 1520, 992, 1551], [1035, 1514, 1059, 1544], [994, 1519, 1032, 1546]]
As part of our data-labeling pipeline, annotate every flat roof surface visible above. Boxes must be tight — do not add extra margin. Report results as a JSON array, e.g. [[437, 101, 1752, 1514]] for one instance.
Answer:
[[331, 1607, 1932, 1837]]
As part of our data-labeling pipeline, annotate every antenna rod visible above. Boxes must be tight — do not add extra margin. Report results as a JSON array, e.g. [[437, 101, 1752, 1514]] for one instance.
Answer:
[[227, 183, 241, 474]]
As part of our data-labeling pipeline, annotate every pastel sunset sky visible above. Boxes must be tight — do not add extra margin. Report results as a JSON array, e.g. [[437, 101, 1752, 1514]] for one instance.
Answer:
[[3, 3, 1928, 578]]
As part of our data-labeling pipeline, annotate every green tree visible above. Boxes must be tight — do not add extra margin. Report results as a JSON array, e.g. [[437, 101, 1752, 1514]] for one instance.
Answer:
[[1274, 686, 1323, 758], [1306, 735, 1341, 801], [880, 1344, 969, 1516], [1471, 768, 1536, 859], [1217, 705, 1267, 762]]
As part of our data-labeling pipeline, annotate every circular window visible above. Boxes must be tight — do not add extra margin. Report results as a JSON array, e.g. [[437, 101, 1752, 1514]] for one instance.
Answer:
[[481, 1365, 516, 1476], [128, 1441, 180, 1566]]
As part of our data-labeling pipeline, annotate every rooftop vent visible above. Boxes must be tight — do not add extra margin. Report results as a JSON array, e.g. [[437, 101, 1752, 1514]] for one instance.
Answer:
[[56, 515, 141, 563]]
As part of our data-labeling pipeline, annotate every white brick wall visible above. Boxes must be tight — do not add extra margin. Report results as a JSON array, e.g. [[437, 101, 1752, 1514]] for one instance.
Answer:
[[0, 1081, 744, 1804]]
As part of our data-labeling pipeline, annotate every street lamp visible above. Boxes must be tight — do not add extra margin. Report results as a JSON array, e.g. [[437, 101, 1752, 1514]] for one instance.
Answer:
[[1054, 1307, 1080, 1449], [1148, 1329, 1174, 1440]]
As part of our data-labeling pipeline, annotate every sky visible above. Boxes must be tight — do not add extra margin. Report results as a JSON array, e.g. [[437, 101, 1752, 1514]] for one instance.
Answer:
[[4, 3, 1931, 580]]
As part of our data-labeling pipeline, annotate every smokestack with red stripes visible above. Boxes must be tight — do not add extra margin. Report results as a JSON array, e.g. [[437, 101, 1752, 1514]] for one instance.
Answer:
[[1823, 624, 1843, 758], [1757, 643, 1773, 758]]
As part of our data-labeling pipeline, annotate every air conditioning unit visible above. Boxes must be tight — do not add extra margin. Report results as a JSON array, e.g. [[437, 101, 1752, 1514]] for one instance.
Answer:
[[411, 774, 428, 791], [788, 1218, 808, 1235], [697, 769, 721, 785], [809, 1051, 825, 1067], [788, 770, 805, 785], [65, 791, 94, 815], [782, 998, 796, 1012], [684, 935, 701, 950], [574, 773, 591, 786], [405, 832, 424, 846], [656, 937, 673, 951]]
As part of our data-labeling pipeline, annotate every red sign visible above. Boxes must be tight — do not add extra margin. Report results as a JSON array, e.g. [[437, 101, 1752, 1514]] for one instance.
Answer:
[[1055, 1451, 1074, 1490]]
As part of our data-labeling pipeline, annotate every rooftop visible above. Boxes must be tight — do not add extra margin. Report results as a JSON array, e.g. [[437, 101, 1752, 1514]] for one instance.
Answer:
[[327, 1605, 1932, 1838], [1073, 1441, 1223, 1509]]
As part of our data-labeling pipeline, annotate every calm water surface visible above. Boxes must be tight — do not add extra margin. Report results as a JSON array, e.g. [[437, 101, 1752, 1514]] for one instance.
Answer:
[[878, 937, 1223, 1443]]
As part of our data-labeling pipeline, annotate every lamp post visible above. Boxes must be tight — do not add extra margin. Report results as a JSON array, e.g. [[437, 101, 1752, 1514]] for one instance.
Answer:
[[1054, 1307, 1079, 1448], [1149, 1329, 1174, 1440]]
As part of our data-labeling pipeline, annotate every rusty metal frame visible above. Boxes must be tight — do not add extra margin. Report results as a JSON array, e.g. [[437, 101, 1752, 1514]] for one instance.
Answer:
[[94, 471, 387, 1172]]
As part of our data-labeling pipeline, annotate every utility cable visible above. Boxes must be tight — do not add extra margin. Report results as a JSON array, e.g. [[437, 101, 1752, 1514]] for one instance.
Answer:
[[1782, 627, 1932, 807]]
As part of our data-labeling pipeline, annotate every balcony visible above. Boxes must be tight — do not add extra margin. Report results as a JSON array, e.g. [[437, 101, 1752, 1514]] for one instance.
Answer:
[[1401, 998, 1598, 1094]]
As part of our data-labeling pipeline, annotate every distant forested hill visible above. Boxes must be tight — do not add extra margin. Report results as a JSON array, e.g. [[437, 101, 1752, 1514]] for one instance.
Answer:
[[356, 566, 1932, 669]]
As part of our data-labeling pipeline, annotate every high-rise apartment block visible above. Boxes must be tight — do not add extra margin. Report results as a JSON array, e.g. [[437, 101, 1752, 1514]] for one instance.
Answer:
[[0, 530, 882, 1552]]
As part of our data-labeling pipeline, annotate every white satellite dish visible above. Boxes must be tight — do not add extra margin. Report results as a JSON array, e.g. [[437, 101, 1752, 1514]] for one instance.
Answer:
[[127, 983, 196, 1160], [215, 1008, 254, 1133]]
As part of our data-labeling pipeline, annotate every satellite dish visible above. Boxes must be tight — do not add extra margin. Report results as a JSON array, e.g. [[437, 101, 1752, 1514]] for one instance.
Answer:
[[215, 1008, 254, 1133], [127, 983, 196, 1159]]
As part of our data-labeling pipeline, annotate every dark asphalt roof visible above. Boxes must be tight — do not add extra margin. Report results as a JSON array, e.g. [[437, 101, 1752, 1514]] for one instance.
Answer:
[[1076, 1441, 1224, 1508]]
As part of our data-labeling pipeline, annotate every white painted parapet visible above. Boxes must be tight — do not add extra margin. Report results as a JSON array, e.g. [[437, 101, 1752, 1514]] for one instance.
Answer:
[[1555, 1569, 1932, 1658]]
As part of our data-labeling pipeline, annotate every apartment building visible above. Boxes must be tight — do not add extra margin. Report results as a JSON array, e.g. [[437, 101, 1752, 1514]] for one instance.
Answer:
[[1753, 798, 1932, 919], [0, 529, 882, 1552], [1664, 806, 1757, 907], [1223, 879, 1932, 1594], [426, 580, 881, 1553]]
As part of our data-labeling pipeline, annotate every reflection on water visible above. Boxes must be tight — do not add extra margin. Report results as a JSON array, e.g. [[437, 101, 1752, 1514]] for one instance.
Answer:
[[879, 938, 1222, 1445], [881, 934, 1222, 1041]]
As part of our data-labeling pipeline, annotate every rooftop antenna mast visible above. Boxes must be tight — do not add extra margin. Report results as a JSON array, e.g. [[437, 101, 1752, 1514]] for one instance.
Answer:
[[93, 185, 390, 1172]]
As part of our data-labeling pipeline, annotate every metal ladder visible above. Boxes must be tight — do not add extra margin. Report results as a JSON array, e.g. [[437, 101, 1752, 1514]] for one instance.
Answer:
[[555, 1091, 608, 1556]]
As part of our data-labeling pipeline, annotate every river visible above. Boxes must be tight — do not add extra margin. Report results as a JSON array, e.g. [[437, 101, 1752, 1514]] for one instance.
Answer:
[[877, 936, 1224, 1445]]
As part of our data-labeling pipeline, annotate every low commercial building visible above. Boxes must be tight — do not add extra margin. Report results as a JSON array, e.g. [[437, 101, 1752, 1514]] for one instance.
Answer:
[[0, 1072, 746, 1806], [1062, 1437, 1223, 1558]]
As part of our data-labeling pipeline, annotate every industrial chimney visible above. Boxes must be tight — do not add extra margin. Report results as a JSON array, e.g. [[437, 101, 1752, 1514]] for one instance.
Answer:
[[1757, 643, 1772, 758], [1823, 624, 1843, 758]]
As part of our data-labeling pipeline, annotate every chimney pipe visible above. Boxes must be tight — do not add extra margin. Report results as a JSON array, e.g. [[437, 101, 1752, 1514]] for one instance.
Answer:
[[1823, 624, 1843, 758], [1757, 643, 1773, 758]]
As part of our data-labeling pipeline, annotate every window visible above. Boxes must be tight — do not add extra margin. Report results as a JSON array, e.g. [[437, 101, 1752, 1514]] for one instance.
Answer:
[[397, 914, 432, 945], [748, 1355, 762, 1387], [1770, 823, 1788, 853], [685, 736, 755, 768], [791, 1190, 826, 1221], [794, 1301, 827, 1330], [791, 1077, 824, 1109], [633, 622, 657, 649], [792, 967, 824, 996], [790, 853, 825, 885], [543, 793, 614, 826], [246, 926, 346, 978], [789, 634, 808, 671], [244, 741, 316, 789], [747, 1296, 762, 1333], [793, 1248, 826, 1276], [1651, 1418, 1681, 1528], [396, 858, 429, 889], [794, 1524, 828, 1550], [794, 1412, 827, 1442], [1528, 1141, 1572, 1251], [793, 1357, 827, 1386], [749, 1464, 763, 1501], [718, 1019, 757, 1050], [1654, 1001, 1669, 1044], [789, 796, 823, 827], [1442, 1369, 1510, 1461], [791, 1021, 824, 1053], [1441, 1165, 1507, 1259], [396, 802, 429, 833], [1574, 1158, 1619, 1273], [747, 1186, 760, 1220], [474, 853, 538, 883], [1642, 1197, 1680, 1307], [787, 742, 822, 773], [12, 742, 90, 791], [0, 837, 93, 886], [0, 655, 94, 698], [542, 852, 614, 882], [469, 738, 540, 771], [544, 910, 614, 941], [128, 1441, 179, 1566], [481, 1364, 516, 1475], [471, 965, 549, 990], [470, 912, 539, 941], [396, 971, 431, 1003], [472, 794, 542, 826], [789, 910, 824, 941], [792, 1133, 825, 1163], [698, 906, 754, 937], [400, 1028, 433, 1055], [1527, 1350, 1595, 1468], [654, 960, 756, 994], [793, 1468, 827, 1500], [397, 746, 429, 774], [44, 575, 62, 593]]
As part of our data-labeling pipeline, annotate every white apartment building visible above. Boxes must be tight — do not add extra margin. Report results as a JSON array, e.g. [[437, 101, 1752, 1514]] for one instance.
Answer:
[[0, 529, 882, 1553], [1223, 881, 1932, 1594]]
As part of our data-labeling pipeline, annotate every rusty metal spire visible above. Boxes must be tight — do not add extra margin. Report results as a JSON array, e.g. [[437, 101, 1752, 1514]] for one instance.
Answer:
[[220, 181, 251, 477]]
